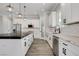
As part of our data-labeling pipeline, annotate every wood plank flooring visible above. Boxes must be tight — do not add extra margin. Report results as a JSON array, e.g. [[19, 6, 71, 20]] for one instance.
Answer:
[[26, 39, 53, 56]]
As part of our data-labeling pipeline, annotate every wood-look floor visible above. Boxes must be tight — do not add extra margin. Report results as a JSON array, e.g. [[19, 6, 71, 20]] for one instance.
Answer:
[[26, 39, 53, 56]]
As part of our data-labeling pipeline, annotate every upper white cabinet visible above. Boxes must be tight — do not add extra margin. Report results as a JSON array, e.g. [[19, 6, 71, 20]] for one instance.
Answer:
[[71, 4, 79, 23], [61, 3, 79, 24], [49, 12, 57, 27], [65, 4, 72, 24], [61, 3, 71, 24]]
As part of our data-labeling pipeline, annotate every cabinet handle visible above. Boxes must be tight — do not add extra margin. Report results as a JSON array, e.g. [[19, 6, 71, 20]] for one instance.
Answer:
[[63, 19, 66, 24], [62, 48, 66, 55], [24, 42, 26, 46], [63, 43, 68, 46]]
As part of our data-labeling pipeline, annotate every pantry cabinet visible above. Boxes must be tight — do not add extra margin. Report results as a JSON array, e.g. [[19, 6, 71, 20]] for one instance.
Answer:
[[61, 3, 79, 24]]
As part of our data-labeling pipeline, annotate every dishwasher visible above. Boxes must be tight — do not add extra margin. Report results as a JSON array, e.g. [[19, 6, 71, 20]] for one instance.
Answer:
[[53, 35, 59, 56]]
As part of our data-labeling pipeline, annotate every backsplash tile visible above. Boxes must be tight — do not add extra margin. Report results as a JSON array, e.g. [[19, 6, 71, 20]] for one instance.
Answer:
[[61, 24, 79, 36]]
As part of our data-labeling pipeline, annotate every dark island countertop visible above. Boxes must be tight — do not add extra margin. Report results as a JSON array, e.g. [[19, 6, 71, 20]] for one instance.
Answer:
[[0, 31, 33, 39]]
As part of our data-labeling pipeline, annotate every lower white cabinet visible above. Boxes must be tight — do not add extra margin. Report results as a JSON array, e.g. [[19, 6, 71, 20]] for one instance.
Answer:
[[0, 33, 33, 56], [47, 33, 53, 49], [21, 33, 34, 55], [67, 42, 79, 56], [59, 39, 79, 56]]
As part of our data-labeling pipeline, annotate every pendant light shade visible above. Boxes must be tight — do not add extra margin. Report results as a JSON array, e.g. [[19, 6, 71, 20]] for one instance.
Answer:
[[23, 5, 26, 20], [7, 3, 13, 12], [18, 13, 22, 17]]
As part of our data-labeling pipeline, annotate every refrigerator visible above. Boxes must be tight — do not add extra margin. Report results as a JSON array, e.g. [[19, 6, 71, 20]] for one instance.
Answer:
[[13, 24, 21, 34]]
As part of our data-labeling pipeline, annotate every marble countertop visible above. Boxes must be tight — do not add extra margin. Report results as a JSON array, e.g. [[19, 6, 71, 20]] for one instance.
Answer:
[[53, 34, 79, 47], [0, 31, 33, 39]]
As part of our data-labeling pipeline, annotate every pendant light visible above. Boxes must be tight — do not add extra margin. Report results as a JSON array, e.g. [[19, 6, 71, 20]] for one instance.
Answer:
[[23, 5, 26, 20], [18, 3, 22, 18], [7, 3, 13, 12]]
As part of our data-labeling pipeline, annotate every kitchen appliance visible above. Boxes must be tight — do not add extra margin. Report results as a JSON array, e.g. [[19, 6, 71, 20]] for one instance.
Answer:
[[53, 35, 59, 56], [13, 24, 21, 34], [51, 26, 61, 34], [28, 24, 33, 28]]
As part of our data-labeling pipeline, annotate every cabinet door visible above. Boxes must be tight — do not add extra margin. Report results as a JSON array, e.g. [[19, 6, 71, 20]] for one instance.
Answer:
[[59, 39, 65, 56], [68, 42, 79, 56], [71, 3, 79, 23], [59, 39, 75, 56], [65, 4, 72, 24], [61, 4, 66, 24], [61, 3, 72, 24], [51, 12, 56, 27]]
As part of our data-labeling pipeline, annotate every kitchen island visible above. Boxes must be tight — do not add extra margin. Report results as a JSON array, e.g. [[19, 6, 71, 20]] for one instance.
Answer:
[[0, 31, 34, 56]]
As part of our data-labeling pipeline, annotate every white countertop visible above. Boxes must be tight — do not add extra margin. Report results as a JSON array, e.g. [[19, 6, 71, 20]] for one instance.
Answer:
[[53, 34, 79, 47]]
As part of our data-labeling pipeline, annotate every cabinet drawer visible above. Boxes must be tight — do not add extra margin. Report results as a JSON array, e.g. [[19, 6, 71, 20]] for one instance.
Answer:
[[59, 39, 74, 56], [59, 39, 79, 56], [68, 42, 79, 56]]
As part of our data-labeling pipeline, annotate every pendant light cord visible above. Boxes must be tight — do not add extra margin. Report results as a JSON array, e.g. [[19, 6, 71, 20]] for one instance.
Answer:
[[24, 5, 26, 18]]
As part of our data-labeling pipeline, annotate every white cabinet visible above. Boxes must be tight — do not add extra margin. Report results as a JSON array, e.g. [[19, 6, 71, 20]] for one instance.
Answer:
[[68, 42, 79, 56], [0, 39, 22, 56], [61, 4, 66, 23], [47, 34, 53, 49], [49, 12, 57, 27], [61, 3, 79, 24], [22, 33, 34, 55], [65, 4, 72, 24], [0, 33, 33, 56], [59, 39, 75, 56], [61, 3, 72, 24], [71, 4, 79, 23], [59, 39, 79, 56]]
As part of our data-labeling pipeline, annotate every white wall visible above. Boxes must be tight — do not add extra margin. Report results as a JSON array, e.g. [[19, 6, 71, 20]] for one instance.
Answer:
[[13, 18, 41, 39], [13, 18, 40, 28], [0, 16, 3, 34], [0, 15, 12, 34], [22, 19, 40, 28]]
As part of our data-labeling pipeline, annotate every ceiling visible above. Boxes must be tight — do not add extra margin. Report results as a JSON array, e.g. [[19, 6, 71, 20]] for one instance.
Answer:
[[0, 3, 59, 19]]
